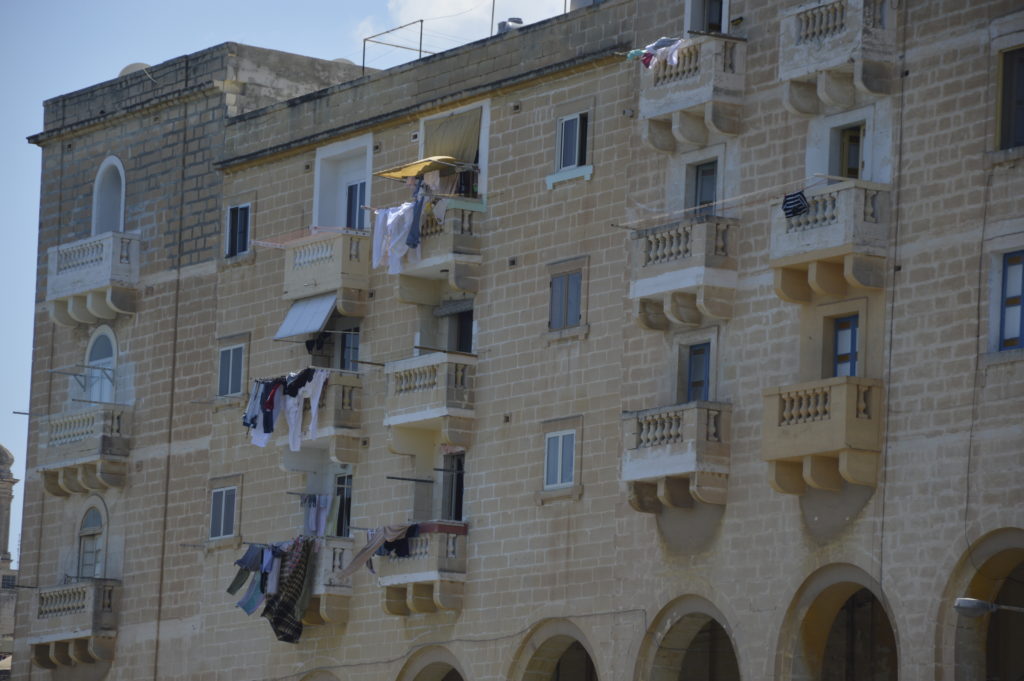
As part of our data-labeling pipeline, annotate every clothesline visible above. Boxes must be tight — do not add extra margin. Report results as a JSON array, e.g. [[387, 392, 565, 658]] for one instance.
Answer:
[[611, 172, 845, 230]]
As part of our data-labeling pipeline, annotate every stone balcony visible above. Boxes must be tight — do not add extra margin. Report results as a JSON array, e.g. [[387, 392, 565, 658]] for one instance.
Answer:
[[29, 579, 120, 669], [303, 536, 354, 626], [282, 228, 370, 317], [622, 402, 731, 512], [762, 376, 883, 494], [384, 352, 475, 456], [279, 374, 363, 469], [378, 521, 467, 616], [397, 205, 482, 306], [779, 0, 896, 115], [638, 35, 745, 152], [770, 180, 890, 303], [38, 408, 129, 498], [628, 217, 737, 329], [46, 232, 140, 327]]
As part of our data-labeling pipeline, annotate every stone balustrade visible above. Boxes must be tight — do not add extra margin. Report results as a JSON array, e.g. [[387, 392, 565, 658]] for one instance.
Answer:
[[377, 521, 467, 615], [30, 579, 120, 669], [46, 232, 139, 326], [397, 205, 482, 304], [384, 353, 475, 453], [39, 408, 129, 497], [622, 401, 731, 511], [304, 536, 354, 626], [762, 376, 883, 494], [282, 229, 369, 316], [629, 218, 737, 330]]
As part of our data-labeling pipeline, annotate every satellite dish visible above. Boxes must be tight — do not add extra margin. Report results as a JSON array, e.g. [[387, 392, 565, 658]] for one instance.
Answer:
[[119, 62, 151, 77]]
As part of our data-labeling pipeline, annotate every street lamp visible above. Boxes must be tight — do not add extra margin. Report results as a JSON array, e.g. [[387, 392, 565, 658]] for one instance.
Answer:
[[954, 597, 1024, 618]]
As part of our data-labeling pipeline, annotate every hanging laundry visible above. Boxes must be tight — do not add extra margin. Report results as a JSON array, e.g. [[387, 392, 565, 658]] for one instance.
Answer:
[[782, 191, 810, 218], [283, 368, 329, 452], [261, 537, 315, 643], [335, 524, 412, 582]]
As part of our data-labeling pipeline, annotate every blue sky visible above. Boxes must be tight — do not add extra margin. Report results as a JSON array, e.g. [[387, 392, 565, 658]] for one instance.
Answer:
[[0, 0, 564, 567]]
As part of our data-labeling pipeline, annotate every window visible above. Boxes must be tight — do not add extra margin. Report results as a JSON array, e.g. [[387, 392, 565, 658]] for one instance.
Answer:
[[345, 182, 366, 230], [549, 271, 583, 331], [218, 345, 244, 396], [545, 430, 576, 489], [690, 0, 727, 33], [333, 474, 353, 537], [210, 486, 237, 539], [1000, 47, 1024, 150], [693, 161, 717, 216], [0, 575, 14, 589], [78, 508, 104, 580], [441, 452, 465, 521], [422, 105, 486, 198], [92, 156, 125, 235], [226, 204, 250, 257], [450, 310, 474, 353], [837, 124, 864, 180], [557, 113, 589, 171], [86, 330, 116, 404], [833, 315, 859, 376], [1000, 250, 1023, 349], [314, 135, 372, 228], [686, 343, 711, 401], [337, 328, 360, 372]]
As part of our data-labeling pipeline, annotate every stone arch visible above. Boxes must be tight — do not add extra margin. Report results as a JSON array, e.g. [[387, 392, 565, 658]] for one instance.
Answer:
[[507, 618, 601, 681], [395, 645, 468, 681], [92, 156, 125, 235], [775, 563, 899, 681], [634, 595, 741, 681], [75, 495, 110, 581], [936, 527, 1024, 681]]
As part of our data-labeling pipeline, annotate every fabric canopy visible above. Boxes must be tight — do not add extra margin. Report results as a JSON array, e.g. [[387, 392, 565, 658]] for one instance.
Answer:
[[274, 293, 336, 340], [374, 156, 461, 180], [423, 107, 482, 162]]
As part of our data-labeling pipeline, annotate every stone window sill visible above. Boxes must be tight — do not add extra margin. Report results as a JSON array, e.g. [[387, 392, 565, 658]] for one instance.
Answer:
[[546, 324, 590, 344], [980, 347, 1024, 369], [534, 483, 583, 506], [545, 165, 594, 190], [204, 535, 242, 554]]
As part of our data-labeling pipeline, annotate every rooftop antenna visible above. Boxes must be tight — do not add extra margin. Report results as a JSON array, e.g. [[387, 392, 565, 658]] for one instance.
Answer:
[[362, 20, 435, 75]]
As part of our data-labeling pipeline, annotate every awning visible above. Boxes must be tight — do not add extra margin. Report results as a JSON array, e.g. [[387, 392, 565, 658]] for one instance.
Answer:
[[274, 293, 336, 340], [374, 156, 463, 180]]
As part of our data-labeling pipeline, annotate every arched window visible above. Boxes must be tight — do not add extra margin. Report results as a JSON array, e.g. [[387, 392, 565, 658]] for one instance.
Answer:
[[86, 328, 116, 404], [78, 507, 104, 579], [92, 156, 125, 234]]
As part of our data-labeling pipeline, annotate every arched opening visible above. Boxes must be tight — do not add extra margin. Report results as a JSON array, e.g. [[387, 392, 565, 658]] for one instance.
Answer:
[[819, 588, 897, 681], [985, 561, 1024, 681], [396, 646, 468, 681], [775, 565, 899, 681], [652, 614, 740, 681], [86, 329, 116, 404], [92, 157, 125, 235], [510, 620, 601, 681], [551, 641, 597, 681], [78, 507, 104, 580]]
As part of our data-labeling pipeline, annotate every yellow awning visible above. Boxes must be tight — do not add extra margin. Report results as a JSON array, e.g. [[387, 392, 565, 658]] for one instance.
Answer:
[[374, 156, 462, 180]]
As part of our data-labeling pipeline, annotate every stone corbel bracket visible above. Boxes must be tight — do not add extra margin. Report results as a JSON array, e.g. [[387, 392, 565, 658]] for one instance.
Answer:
[[773, 253, 885, 304], [782, 60, 892, 118], [40, 457, 127, 498], [634, 286, 734, 331], [50, 287, 137, 327], [642, 103, 741, 154]]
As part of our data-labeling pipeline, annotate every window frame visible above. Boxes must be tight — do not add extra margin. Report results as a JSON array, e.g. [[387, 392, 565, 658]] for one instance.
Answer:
[[225, 203, 251, 258], [688, 0, 729, 34], [85, 327, 117, 404], [837, 124, 865, 180], [692, 160, 718, 216], [685, 342, 712, 402], [440, 452, 465, 521], [209, 485, 238, 540], [546, 255, 590, 341], [419, 101, 490, 201], [1000, 46, 1024, 150], [556, 112, 589, 172], [313, 135, 374, 229], [1000, 250, 1023, 350], [831, 314, 859, 377], [544, 429, 577, 490], [333, 473, 353, 538], [217, 344, 245, 397], [91, 156, 126, 235], [78, 506, 105, 580]]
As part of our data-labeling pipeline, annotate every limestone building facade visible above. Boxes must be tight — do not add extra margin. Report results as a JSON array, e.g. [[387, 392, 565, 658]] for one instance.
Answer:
[[19, 1, 1024, 680]]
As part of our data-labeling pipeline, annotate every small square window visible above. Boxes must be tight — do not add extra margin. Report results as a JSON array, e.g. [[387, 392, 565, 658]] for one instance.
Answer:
[[1000, 48, 1024, 150], [210, 486, 237, 539], [0, 575, 14, 590], [226, 205, 250, 257], [1000, 250, 1023, 350], [544, 430, 576, 489], [218, 345, 244, 396], [549, 271, 583, 330], [833, 315, 859, 377], [557, 112, 589, 171]]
